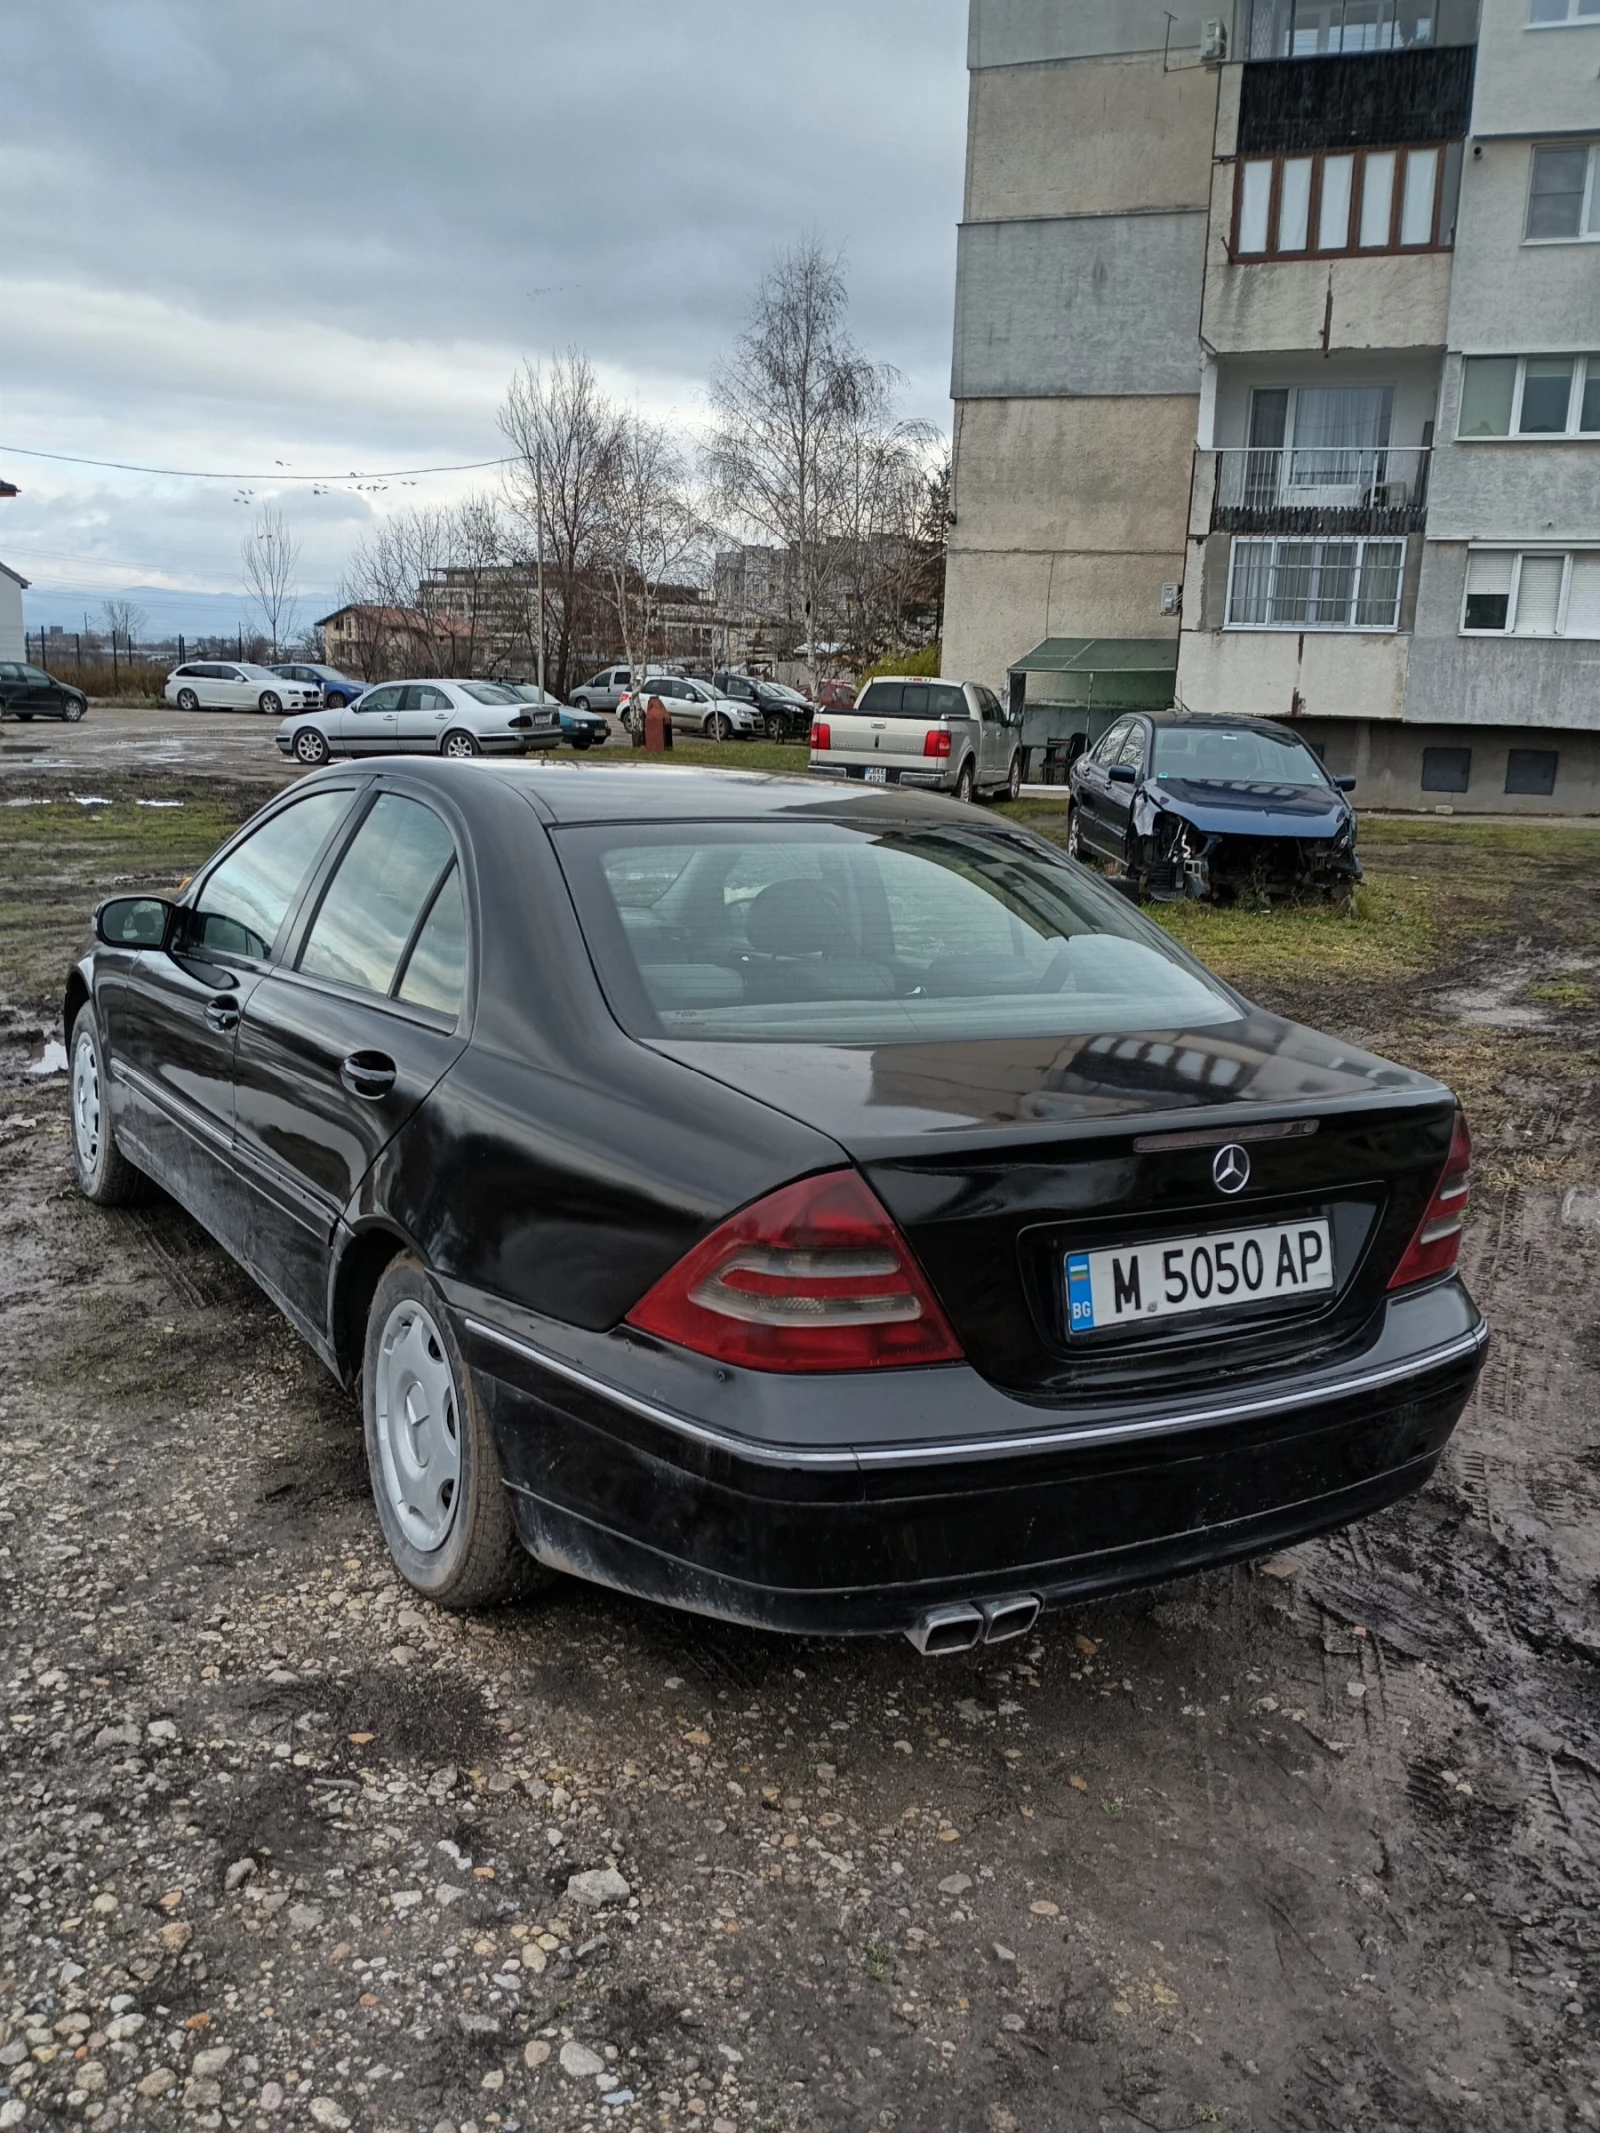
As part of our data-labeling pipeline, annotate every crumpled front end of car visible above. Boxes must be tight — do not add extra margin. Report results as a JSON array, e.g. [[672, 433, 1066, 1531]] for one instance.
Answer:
[[1130, 787, 1362, 904]]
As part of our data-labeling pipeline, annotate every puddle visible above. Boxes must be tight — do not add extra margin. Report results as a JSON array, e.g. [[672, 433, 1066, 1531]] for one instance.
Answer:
[[27, 1039, 69, 1078], [135, 798, 184, 809], [3, 797, 52, 808], [1436, 961, 1551, 1029], [1562, 1187, 1600, 1232]]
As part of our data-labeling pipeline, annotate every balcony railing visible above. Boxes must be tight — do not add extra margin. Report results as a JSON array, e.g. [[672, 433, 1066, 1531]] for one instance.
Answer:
[[1210, 445, 1431, 534]]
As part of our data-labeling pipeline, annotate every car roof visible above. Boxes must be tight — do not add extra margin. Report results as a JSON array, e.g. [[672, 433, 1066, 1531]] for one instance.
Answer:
[[861, 675, 967, 688], [1135, 712, 1310, 739]]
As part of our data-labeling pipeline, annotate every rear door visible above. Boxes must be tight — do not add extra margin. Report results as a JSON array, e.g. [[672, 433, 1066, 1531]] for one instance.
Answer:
[[394, 683, 454, 751], [97, 785, 359, 1252], [230, 790, 471, 1330]]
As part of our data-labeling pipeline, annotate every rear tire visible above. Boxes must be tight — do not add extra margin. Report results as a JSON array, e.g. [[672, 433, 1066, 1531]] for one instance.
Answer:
[[440, 729, 480, 758], [176, 689, 199, 712], [293, 726, 331, 767], [65, 699, 85, 723], [569, 735, 592, 750], [1066, 810, 1085, 863], [14, 712, 32, 722], [69, 1007, 148, 1207], [954, 759, 975, 804], [362, 1255, 548, 1609]]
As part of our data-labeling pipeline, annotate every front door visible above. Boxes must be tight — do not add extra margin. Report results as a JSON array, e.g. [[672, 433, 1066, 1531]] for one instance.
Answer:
[[1099, 719, 1150, 857], [231, 791, 469, 1329], [340, 683, 403, 755], [1071, 718, 1131, 859], [98, 785, 358, 1251]]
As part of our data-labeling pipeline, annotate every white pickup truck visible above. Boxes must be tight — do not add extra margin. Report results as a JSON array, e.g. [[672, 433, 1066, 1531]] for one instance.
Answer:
[[808, 677, 1023, 802]]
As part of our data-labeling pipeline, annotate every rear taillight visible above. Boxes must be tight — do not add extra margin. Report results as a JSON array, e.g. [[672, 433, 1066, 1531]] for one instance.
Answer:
[[923, 728, 952, 759], [812, 721, 831, 750], [625, 1169, 964, 1373], [1388, 1111, 1471, 1290]]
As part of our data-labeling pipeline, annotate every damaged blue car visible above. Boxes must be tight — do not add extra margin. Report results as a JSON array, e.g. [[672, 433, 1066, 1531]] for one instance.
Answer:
[[1067, 712, 1361, 905]]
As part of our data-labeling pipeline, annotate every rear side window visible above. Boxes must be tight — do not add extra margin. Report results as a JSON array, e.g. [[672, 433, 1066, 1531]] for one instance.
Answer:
[[397, 865, 467, 1017], [189, 791, 354, 961], [300, 794, 456, 997]]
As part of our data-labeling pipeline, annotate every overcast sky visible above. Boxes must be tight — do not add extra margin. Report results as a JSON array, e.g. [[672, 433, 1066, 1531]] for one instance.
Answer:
[[0, 0, 968, 636]]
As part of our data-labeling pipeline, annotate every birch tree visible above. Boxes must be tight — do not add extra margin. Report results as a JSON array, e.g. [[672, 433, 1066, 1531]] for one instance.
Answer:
[[241, 505, 302, 659]]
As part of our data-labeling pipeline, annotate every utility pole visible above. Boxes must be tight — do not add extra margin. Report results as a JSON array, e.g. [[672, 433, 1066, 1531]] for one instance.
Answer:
[[535, 435, 547, 706]]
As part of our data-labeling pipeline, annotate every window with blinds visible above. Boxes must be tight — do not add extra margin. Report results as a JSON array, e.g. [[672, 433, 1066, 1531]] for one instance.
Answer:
[[1461, 551, 1600, 636]]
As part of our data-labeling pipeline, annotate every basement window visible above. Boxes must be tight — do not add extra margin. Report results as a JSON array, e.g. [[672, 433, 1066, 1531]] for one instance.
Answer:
[[1421, 747, 1472, 793], [1504, 749, 1559, 796]]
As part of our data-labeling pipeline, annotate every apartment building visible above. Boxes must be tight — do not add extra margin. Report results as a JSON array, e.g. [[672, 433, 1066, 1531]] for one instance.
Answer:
[[944, 0, 1600, 811]]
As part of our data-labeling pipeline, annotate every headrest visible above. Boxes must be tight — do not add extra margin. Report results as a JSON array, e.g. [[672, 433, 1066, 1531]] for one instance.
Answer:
[[744, 877, 845, 958]]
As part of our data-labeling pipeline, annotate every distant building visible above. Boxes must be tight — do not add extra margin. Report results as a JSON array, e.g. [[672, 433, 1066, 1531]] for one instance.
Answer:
[[315, 603, 474, 680], [945, 0, 1600, 812], [0, 562, 28, 661]]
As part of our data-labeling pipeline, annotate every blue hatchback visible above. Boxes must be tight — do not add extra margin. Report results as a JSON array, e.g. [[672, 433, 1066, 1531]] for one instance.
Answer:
[[1067, 712, 1360, 904]]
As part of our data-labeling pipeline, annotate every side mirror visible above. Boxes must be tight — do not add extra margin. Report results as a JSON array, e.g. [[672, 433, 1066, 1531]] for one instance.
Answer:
[[94, 896, 175, 949], [1107, 763, 1138, 786], [1334, 775, 1357, 793]]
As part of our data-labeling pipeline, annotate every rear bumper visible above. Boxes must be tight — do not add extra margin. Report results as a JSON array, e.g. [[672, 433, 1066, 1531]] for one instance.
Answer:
[[454, 1277, 1487, 1638], [809, 760, 949, 790]]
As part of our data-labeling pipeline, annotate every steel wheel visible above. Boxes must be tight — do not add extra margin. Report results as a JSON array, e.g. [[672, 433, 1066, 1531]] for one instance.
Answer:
[[441, 729, 480, 758], [293, 726, 330, 766], [71, 1027, 102, 1174], [259, 691, 283, 715], [372, 1297, 462, 1554]]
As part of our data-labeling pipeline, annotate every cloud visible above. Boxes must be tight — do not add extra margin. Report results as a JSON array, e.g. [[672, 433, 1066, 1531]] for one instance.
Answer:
[[0, 0, 966, 626]]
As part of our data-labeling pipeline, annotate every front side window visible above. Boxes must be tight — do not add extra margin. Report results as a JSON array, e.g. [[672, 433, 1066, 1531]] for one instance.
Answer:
[[1528, 143, 1599, 239], [357, 685, 402, 713], [300, 794, 456, 997], [1235, 143, 1459, 258], [558, 822, 1237, 1044], [1227, 536, 1405, 629], [1462, 550, 1600, 636], [189, 791, 353, 961]]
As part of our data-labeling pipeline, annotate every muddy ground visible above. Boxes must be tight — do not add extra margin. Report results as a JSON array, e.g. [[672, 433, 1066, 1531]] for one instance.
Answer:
[[1, 767, 1598, 2133]]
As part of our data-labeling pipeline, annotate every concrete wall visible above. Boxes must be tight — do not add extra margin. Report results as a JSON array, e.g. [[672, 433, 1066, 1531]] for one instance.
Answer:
[[1406, 542, 1600, 729], [965, 52, 1218, 220], [1301, 716, 1600, 812], [1447, 140, 1600, 354], [953, 212, 1209, 397], [0, 573, 22, 662], [1428, 360, 1600, 544], [969, 0, 1226, 69], [1470, 0, 1600, 137], [944, 547, 1185, 690], [1175, 617, 1412, 721]]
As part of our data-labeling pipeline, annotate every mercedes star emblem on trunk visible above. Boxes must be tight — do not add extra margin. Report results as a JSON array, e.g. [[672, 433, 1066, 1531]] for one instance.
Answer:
[[1213, 1144, 1251, 1194]]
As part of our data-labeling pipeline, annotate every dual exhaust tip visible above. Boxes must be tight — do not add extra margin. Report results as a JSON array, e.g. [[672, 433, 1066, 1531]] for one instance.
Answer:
[[905, 1592, 1041, 1657]]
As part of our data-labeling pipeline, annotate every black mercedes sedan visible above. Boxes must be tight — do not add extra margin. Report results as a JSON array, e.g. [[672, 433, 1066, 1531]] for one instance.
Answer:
[[65, 762, 1486, 1650]]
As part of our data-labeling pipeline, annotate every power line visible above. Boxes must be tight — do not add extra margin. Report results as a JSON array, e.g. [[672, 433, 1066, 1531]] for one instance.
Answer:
[[0, 444, 516, 482]]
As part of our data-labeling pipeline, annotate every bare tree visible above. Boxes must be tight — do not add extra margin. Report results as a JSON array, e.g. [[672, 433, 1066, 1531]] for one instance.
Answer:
[[836, 431, 948, 663], [499, 352, 623, 699], [705, 240, 894, 686], [595, 414, 704, 720], [241, 505, 302, 659], [100, 598, 148, 656]]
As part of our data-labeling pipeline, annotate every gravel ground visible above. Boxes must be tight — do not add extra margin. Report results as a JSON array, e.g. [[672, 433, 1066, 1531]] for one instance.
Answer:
[[1, 783, 1598, 2133]]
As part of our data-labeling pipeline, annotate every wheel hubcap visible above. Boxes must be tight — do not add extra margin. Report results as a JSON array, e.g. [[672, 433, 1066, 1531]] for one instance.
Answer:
[[374, 1300, 462, 1553], [71, 1034, 101, 1169]]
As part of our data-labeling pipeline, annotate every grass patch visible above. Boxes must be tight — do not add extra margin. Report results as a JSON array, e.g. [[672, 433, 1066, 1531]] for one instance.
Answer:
[[1148, 879, 1437, 989]]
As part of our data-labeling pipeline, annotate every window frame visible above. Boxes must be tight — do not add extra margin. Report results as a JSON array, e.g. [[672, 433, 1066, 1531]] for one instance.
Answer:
[[1527, 0, 1600, 27], [1459, 547, 1600, 638], [1457, 353, 1600, 439], [1525, 141, 1600, 243], [1230, 141, 1459, 262], [1224, 534, 1408, 631], [181, 784, 363, 971]]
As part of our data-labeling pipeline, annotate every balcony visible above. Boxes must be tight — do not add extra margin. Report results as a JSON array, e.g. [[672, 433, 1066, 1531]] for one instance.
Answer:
[[1209, 445, 1431, 534]]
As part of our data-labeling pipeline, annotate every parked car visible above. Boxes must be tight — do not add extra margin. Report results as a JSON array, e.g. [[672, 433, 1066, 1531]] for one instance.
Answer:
[[560, 704, 612, 750], [0, 660, 87, 722], [814, 677, 858, 712], [503, 682, 592, 750], [620, 675, 764, 741], [811, 676, 1023, 802], [272, 678, 550, 767], [270, 662, 367, 708], [711, 671, 814, 741], [66, 762, 1486, 1639], [166, 662, 320, 716], [1067, 712, 1362, 904], [570, 664, 660, 713]]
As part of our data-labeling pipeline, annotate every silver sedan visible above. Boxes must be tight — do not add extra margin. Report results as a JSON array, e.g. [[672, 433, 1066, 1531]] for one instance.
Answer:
[[273, 678, 559, 767]]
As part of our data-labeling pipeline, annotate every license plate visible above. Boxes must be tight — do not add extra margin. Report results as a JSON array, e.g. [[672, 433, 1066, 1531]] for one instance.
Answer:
[[864, 765, 888, 783], [1065, 1218, 1333, 1334]]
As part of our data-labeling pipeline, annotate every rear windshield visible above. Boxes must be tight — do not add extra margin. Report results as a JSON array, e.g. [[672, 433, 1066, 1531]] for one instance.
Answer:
[[1151, 726, 1330, 787], [556, 821, 1236, 1043], [461, 682, 520, 705], [856, 681, 967, 720]]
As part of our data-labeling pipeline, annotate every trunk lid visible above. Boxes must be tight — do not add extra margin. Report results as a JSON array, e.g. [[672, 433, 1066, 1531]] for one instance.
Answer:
[[654, 1012, 1457, 1404]]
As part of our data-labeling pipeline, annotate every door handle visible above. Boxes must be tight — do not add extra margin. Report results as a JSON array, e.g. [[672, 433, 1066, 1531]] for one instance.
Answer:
[[205, 997, 241, 1032], [340, 1050, 396, 1100]]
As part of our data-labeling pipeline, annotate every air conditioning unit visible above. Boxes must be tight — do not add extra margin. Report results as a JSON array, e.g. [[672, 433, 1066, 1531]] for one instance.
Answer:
[[1160, 582, 1183, 617], [1200, 16, 1228, 62]]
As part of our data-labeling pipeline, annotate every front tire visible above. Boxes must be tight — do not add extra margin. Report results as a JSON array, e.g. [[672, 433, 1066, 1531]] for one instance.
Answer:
[[258, 691, 283, 716], [363, 1256, 546, 1609], [569, 735, 591, 750], [65, 699, 86, 723], [440, 729, 480, 758], [69, 1008, 147, 1207], [707, 712, 733, 743], [176, 689, 199, 712], [293, 726, 331, 767]]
